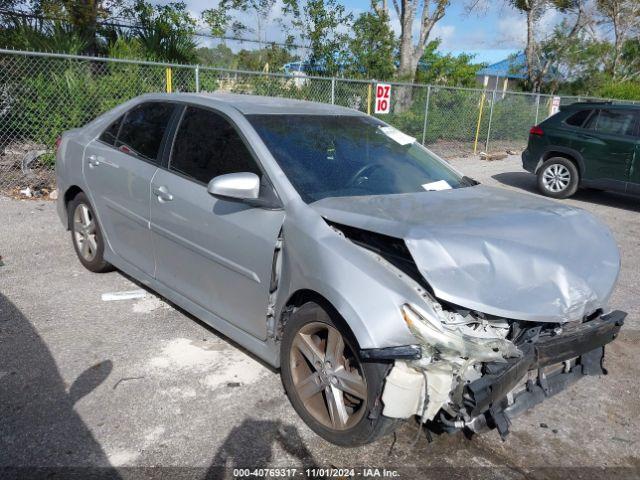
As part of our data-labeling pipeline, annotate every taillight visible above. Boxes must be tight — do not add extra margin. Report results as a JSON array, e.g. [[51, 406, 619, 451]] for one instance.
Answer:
[[55, 136, 62, 152], [529, 126, 544, 136]]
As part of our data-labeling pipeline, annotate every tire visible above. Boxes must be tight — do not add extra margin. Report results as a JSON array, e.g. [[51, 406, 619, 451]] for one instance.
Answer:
[[68, 192, 113, 273], [280, 301, 399, 446], [537, 157, 579, 199]]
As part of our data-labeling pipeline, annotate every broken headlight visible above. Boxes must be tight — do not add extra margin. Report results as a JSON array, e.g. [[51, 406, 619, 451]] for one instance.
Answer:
[[401, 304, 521, 362]]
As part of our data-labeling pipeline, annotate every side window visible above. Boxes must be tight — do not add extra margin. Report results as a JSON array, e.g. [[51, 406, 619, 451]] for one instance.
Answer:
[[116, 102, 175, 162], [99, 115, 123, 146], [586, 109, 637, 136], [170, 106, 261, 184], [565, 109, 592, 127]]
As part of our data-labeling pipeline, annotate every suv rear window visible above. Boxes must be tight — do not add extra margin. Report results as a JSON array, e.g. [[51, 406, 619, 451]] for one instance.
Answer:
[[565, 109, 592, 127], [116, 102, 175, 162], [585, 109, 637, 137]]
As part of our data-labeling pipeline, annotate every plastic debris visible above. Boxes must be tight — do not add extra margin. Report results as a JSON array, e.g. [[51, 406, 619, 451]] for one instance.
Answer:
[[101, 289, 147, 302], [19, 187, 32, 197]]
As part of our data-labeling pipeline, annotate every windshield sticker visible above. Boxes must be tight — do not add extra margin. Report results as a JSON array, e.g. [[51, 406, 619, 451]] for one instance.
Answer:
[[422, 180, 452, 191], [379, 126, 415, 146]]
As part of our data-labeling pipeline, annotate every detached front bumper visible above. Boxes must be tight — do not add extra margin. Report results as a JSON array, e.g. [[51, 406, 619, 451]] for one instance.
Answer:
[[463, 310, 625, 438]]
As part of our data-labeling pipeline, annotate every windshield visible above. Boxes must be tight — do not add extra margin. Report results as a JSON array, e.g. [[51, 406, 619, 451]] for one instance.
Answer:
[[248, 114, 468, 203]]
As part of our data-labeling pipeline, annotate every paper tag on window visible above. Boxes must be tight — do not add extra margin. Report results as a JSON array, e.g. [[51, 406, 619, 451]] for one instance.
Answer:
[[422, 180, 451, 191], [379, 126, 415, 145]]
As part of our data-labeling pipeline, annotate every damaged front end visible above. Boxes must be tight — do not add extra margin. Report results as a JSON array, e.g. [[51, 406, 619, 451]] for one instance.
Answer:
[[326, 219, 626, 439], [378, 301, 625, 439]]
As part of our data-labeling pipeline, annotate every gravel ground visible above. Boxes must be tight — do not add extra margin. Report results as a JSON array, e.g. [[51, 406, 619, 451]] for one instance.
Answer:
[[1, 155, 639, 479]]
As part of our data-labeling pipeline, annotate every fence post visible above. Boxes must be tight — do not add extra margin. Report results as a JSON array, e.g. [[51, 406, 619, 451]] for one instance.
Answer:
[[484, 89, 496, 153], [195, 65, 200, 93], [165, 67, 172, 93], [473, 91, 487, 155], [421, 85, 432, 145], [534, 94, 541, 125], [367, 82, 373, 115], [331, 77, 336, 104]]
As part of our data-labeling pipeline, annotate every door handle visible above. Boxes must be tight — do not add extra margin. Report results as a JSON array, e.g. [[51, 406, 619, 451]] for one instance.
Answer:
[[87, 155, 100, 167], [153, 185, 174, 202]]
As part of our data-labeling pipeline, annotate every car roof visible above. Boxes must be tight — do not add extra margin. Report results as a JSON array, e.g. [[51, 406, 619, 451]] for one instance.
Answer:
[[562, 101, 640, 111], [133, 92, 367, 116]]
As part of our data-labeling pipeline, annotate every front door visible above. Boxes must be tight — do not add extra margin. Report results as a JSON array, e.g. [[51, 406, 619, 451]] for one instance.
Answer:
[[83, 101, 176, 275], [576, 108, 638, 185], [150, 105, 285, 340]]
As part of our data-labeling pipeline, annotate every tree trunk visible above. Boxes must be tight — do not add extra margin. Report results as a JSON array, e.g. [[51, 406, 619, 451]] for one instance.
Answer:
[[526, 4, 537, 92]]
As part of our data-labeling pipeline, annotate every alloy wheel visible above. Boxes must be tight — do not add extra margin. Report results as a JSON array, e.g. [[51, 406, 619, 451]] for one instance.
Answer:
[[289, 322, 367, 431], [542, 164, 571, 193], [73, 203, 98, 262]]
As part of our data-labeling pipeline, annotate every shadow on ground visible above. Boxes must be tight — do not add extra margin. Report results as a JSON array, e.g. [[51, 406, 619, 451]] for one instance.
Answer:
[[0, 293, 120, 478], [206, 419, 319, 479], [492, 172, 640, 213]]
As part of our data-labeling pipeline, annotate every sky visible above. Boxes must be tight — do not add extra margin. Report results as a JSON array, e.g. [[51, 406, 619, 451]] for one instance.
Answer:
[[175, 0, 565, 66]]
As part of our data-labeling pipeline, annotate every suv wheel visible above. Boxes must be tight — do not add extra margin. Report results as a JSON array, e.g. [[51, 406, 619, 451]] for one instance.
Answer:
[[280, 301, 398, 446], [69, 192, 113, 273], [537, 157, 579, 199]]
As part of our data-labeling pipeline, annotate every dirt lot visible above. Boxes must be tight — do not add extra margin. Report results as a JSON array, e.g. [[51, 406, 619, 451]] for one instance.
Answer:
[[1, 155, 639, 479]]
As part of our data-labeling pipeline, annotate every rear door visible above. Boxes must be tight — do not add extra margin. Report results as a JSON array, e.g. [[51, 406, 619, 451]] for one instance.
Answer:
[[626, 111, 640, 194], [83, 101, 176, 275], [150, 105, 285, 340], [576, 108, 638, 184]]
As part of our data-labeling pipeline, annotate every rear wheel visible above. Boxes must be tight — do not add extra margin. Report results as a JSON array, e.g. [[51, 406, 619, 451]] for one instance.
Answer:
[[537, 157, 579, 199], [68, 192, 113, 273], [280, 301, 398, 446]]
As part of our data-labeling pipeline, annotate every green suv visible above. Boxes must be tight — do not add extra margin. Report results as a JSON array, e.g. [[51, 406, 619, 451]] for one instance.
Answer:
[[522, 102, 640, 198]]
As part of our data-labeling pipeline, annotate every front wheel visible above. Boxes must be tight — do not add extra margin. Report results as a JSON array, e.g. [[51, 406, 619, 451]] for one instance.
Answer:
[[280, 301, 398, 446], [537, 157, 579, 199]]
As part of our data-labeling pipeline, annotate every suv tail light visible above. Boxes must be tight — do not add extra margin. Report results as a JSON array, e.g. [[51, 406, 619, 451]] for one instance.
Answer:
[[529, 126, 544, 136], [55, 136, 62, 153]]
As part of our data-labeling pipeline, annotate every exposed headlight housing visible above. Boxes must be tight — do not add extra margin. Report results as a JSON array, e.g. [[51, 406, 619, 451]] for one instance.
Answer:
[[401, 304, 521, 362]]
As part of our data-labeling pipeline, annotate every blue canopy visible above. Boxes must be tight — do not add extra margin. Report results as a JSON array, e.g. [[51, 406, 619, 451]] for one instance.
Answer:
[[476, 53, 527, 79]]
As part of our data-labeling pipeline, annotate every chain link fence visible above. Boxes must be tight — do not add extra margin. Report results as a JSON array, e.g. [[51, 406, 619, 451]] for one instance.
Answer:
[[1, 48, 634, 199]]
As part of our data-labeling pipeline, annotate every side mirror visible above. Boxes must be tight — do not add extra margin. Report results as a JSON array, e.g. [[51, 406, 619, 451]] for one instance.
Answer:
[[207, 172, 260, 200]]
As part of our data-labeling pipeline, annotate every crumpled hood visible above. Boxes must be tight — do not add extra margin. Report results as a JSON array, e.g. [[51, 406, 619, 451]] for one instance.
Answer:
[[311, 185, 620, 323]]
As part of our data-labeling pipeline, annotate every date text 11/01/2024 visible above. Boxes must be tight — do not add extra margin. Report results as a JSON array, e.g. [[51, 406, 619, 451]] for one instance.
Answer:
[[233, 468, 400, 477]]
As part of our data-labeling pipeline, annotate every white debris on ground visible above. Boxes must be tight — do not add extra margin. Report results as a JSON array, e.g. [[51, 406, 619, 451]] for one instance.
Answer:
[[101, 289, 147, 302]]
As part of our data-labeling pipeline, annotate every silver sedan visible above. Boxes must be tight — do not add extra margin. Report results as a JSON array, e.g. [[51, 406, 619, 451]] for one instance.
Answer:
[[56, 93, 625, 445]]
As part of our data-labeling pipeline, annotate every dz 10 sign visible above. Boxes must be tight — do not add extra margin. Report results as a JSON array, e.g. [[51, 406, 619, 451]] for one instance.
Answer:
[[374, 83, 391, 114]]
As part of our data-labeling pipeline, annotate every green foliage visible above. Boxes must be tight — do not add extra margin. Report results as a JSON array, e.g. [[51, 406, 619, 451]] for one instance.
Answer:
[[124, 0, 198, 63], [1, 56, 172, 162], [347, 11, 396, 80], [237, 45, 297, 72], [0, 19, 87, 54], [596, 81, 640, 100], [196, 45, 237, 68], [282, 0, 353, 76], [415, 40, 485, 87], [202, 0, 271, 38]]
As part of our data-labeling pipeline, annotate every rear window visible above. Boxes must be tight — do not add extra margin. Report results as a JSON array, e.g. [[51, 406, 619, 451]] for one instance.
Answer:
[[585, 109, 637, 136], [99, 116, 123, 146], [565, 109, 592, 127], [116, 102, 175, 162]]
